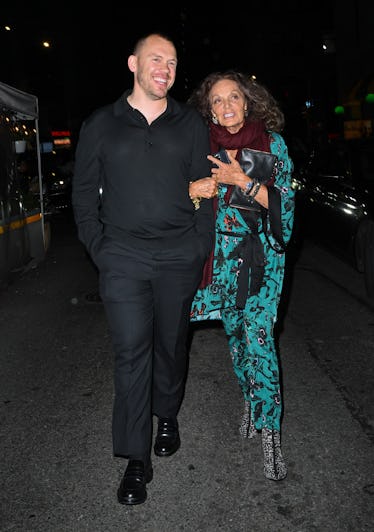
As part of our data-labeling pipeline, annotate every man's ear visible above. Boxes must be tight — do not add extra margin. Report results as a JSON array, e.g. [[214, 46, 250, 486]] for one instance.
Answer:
[[128, 55, 137, 73]]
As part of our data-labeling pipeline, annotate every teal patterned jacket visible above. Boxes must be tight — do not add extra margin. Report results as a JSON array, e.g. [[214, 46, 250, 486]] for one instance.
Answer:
[[190, 131, 295, 321]]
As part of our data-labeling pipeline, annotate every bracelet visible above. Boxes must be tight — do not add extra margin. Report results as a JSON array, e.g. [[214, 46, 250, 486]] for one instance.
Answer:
[[244, 179, 255, 196], [191, 197, 201, 210], [189, 181, 201, 210], [250, 182, 261, 199]]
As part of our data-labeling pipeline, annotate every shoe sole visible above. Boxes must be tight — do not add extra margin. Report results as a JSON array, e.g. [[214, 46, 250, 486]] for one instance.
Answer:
[[154, 439, 181, 457], [117, 493, 147, 505]]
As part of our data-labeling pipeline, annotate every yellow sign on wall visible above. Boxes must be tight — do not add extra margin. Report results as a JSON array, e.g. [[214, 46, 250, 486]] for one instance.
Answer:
[[344, 119, 372, 139]]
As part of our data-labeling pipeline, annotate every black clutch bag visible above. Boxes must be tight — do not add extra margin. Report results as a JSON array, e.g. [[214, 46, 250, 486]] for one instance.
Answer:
[[215, 148, 278, 212]]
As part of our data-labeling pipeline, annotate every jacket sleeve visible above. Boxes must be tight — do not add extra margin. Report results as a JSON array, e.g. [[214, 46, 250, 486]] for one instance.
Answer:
[[264, 133, 295, 251]]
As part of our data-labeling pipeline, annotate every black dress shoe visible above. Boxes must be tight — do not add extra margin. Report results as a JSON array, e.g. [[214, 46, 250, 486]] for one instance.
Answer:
[[117, 460, 153, 505], [154, 418, 181, 457]]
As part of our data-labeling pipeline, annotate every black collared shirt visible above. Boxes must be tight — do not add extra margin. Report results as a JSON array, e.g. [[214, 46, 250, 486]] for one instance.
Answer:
[[72, 91, 214, 256]]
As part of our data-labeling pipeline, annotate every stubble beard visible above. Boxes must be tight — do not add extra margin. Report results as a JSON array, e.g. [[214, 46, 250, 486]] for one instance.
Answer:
[[137, 71, 173, 100]]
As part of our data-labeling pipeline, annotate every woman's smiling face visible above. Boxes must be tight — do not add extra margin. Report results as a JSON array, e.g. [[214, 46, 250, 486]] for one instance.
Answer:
[[210, 79, 247, 133]]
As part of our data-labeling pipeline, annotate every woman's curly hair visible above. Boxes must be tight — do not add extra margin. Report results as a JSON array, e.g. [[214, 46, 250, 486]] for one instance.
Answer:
[[188, 70, 285, 133]]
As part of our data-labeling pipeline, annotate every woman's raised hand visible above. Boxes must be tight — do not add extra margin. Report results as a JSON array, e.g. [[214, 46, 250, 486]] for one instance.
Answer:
[[208, 151, 244, 186]]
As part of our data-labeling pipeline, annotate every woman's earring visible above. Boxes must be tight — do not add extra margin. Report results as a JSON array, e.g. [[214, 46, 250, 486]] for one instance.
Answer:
[[244, 106, 248, 117], [212, 114, 218, 124]]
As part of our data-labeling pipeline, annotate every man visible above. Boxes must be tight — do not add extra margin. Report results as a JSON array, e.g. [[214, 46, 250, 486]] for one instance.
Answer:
[[72, 33, 215, 505]]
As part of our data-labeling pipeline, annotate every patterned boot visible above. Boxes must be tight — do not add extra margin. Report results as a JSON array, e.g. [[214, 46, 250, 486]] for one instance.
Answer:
[[261, 428, 287, 480], [239, 400, 257, 439]]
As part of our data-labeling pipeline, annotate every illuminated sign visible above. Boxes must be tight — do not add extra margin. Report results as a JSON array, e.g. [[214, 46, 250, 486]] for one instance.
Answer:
[[344, 119, 372, 139], [51, 130, 71, 137], [53, 137, 71, 147]]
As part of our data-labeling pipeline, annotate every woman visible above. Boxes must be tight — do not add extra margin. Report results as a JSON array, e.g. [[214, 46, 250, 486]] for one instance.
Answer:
[[188, 71, 295, 481]]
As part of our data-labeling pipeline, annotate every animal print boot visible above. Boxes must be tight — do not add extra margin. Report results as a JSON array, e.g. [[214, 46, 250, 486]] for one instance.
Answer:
[[261, 428, 287, 480], [239, 400, 257, 439]]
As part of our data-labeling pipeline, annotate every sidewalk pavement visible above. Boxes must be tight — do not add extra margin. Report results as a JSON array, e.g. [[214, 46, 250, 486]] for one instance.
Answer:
[[1, 216, 373, 531]]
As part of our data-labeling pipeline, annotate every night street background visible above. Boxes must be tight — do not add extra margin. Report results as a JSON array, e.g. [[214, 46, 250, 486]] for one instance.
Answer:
[[1, 3, 374, 530], [0, 214, 373, 531], [1, 2, 345, 142]]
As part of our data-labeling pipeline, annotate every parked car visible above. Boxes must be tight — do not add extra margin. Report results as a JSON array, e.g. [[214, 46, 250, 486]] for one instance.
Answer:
[[41, 148, 74, 213], [292, 137, 374, 298]]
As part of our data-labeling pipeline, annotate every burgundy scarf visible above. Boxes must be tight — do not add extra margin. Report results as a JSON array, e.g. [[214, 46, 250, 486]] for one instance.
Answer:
[[199, 119, 271, 289], [209, 119, 270, 154]]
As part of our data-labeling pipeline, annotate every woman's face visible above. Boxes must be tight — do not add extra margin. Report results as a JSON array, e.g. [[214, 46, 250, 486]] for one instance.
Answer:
[[209, 79, 247, 134]]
